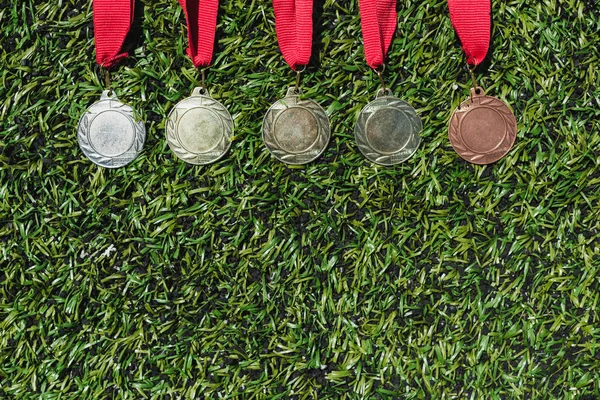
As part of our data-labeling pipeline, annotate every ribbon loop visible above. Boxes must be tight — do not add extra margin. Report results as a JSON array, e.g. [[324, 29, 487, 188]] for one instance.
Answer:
[[93, 0, 135, 68], [359, 0, 397, 70], [273, 0, 313, 71], [179, 0, 219, 68], [447, 0, 491, 66]]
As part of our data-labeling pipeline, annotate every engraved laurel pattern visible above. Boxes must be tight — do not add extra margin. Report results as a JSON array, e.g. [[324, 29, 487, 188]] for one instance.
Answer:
[[77, 99, 145, 167], [262, 104, 278, 154], [130, 107, 145, 153], [166, 96, 233, 165], [449, 96, 517, 164], [166, 110, 197, 161], [263, 96, 330, 165], [355, 98, 421, 165], [78, 114, 111, 165]]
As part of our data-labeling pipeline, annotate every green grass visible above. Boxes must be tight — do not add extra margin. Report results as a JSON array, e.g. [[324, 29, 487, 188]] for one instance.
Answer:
[[2, 0, 600, 398]]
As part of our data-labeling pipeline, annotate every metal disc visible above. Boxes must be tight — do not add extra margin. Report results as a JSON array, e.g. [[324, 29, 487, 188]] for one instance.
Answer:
[[262, 87, 330, 165], [166, 87, 233, 165], [354, 89, 422, 165], [77, 90, 145, 168], [449, 87, 517, 165]]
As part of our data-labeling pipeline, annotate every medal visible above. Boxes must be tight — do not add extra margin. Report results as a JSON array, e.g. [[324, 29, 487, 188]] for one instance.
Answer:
[[355, 0, 421, 165], [449, 86, 517, 165], [167, 0, 232, 164], [167, 86, 233, 165], [78, 0, 145, 168], [447, 0, 517, 164], [263, 0, 330, 165], [263, 87, 329, 165], [78, 90, 145, 168], [355, 86, 422, 166]]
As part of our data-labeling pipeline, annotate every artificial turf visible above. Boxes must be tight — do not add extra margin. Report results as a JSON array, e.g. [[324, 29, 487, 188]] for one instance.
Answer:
[[2, 0, 600, 398]]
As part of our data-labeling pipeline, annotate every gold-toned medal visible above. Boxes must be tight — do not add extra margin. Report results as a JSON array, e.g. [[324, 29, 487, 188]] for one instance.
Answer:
[[168, 0, 232, 164], [355, 85, 421, 166], [265, 0, 329, 164], [356, 0, 421, 165], [263, 85, 330, 165], [167, 87, 233, 165]]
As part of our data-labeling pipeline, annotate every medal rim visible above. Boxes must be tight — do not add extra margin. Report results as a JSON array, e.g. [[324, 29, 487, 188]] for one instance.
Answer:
[[448, 89, 517, 165], [77, 90, 146, 169], [166, 92, 233, 165], [354, 95, 422, 166], [262, 90, 331, 165]]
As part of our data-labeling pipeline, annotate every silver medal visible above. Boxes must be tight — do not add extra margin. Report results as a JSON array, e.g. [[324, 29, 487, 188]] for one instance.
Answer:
[[263, 87, 330, 165], [166, 87, 233, 165], [77, 90, 146, 168], [355, 89, 421, 165]]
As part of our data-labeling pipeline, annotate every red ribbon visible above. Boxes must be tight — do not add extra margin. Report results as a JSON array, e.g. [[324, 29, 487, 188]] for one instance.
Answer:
[[179, 0, 219, 68], [273, 0, 313, 71], [447, 0, 490, 66], [93, 0, 134, 69], [358, 0, 397, 69]]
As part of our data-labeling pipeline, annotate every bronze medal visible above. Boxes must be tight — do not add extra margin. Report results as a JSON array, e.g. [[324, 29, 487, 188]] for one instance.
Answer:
[[263, 87, 330, 165], [449, 87, 517, 165]]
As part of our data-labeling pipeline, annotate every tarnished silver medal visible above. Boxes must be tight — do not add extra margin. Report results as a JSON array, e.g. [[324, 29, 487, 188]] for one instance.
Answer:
[[263, 87, 330, 165], [166, 87, 233, 165], [77, 90, 145, 168], [355, 88, 421, 166]]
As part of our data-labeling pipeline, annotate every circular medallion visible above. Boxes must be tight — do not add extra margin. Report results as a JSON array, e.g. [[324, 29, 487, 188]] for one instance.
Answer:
[[77, 90, 145, 168], [263, 87, 330, 165], [354, 89, 422, 165], [449, 87, 517, 165], [166, 87, 233, 165]]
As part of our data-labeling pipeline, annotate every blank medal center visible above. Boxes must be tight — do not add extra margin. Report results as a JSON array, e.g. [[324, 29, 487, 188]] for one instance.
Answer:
[[89, 111, 135, 157], [366, 107, 411, 154], [178, 108, 222, 153], [461, 106, 506, 153], [274, 107, 319, 153]]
